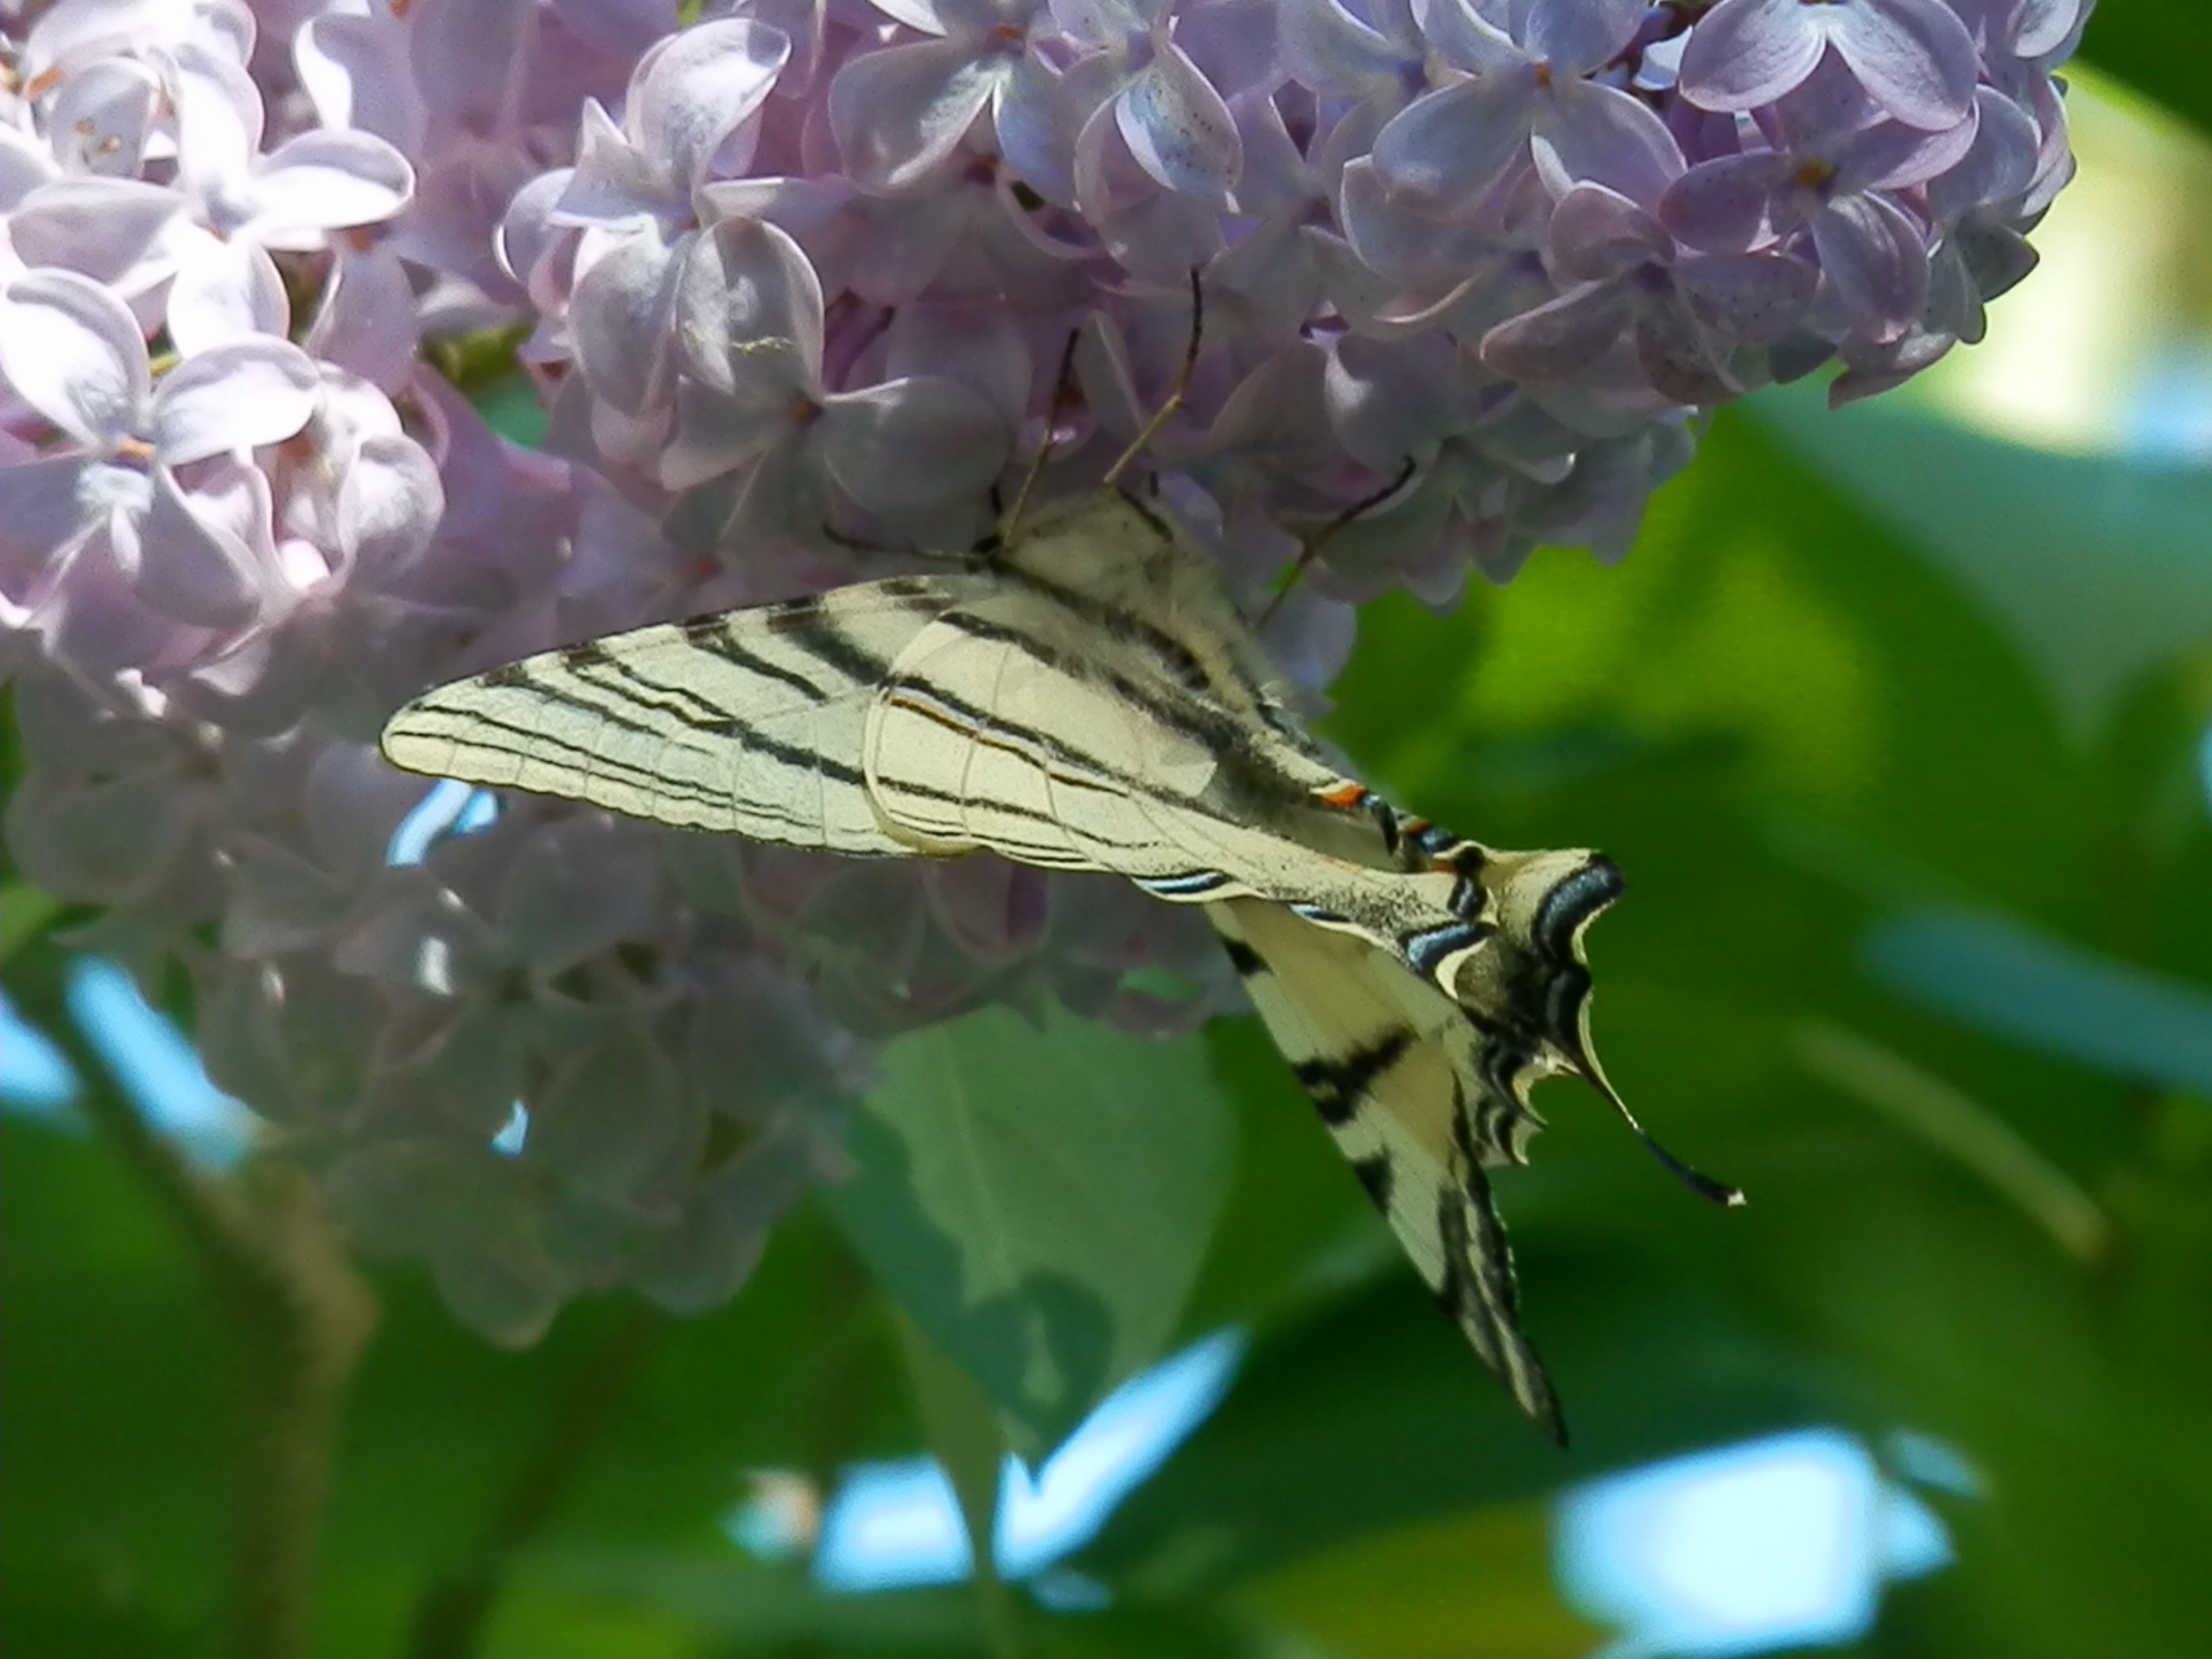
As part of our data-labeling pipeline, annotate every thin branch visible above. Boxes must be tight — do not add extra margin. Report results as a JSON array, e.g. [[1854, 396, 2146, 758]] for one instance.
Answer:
[[1796, 1020, 2109, 1262], [407, 1300, 665, 1659], [13, 952, 376, 1659]]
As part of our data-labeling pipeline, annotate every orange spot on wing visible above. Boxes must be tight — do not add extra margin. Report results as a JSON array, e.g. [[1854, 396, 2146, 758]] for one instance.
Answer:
[[1318, 783, 1369, 810]]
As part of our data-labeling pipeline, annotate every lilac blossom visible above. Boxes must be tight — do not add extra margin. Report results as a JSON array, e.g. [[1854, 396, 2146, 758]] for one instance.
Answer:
[[1678, 0, 1982, 130], [0, 0, 2094, 1338]]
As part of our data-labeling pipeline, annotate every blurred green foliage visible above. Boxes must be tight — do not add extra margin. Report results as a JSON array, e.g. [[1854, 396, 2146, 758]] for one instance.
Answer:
[[8, 6, 2212, 1651]]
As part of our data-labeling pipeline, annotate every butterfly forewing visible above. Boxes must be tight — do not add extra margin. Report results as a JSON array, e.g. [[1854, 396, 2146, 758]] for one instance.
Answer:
[[383, 579, 973, 854]]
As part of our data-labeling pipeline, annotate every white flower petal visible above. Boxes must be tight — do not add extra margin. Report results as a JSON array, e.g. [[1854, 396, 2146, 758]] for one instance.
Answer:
[[150, 340, 321, 462], [0, 269, 149, 447]]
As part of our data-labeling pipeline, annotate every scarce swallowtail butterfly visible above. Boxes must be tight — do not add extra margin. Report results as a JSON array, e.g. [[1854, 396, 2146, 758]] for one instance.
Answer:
[[381, 332, 1738, 1440]]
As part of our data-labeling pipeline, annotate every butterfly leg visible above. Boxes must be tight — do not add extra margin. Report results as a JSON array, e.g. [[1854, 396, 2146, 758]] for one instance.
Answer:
[[1101, 268, 1205, 492]]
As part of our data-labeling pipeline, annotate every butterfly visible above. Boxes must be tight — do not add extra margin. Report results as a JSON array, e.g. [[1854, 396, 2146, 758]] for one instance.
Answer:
[[382, 331, 1737, 1440]]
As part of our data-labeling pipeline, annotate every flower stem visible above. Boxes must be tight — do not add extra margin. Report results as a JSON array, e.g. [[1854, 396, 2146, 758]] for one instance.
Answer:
[[13, 949, 375, 1659], [406, 1300, 665, 1659]]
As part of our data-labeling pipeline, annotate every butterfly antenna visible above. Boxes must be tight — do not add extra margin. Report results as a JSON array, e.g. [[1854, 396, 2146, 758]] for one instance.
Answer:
[[1585, 1062, 1744, 1207], [1259, 456, 1418, 627], [1102, 267, 1203, 493], [1005, 328, 1084, 541]]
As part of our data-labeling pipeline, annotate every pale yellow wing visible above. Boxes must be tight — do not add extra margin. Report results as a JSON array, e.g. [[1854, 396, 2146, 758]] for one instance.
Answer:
[[1208, 895, 1565, 1439], [380, 575, 979, 855]]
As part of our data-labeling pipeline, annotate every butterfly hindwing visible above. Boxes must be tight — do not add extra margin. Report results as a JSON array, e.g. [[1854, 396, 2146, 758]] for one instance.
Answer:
[[1209, 895, 1564, 1440]]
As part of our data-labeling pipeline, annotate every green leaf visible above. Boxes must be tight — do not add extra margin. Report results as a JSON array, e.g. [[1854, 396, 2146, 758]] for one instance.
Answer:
[[1078, 1263, 1835, 1596], [1750, 382, 2212, 739], [2083, 1, 2212, 137], [1867, 907, 2212, 1095], [895, 1310, 1020, 1659], [824, 1002, 1234, 1454], [0, 882, 64, 968], [1244, 1502, 1602, 1659]]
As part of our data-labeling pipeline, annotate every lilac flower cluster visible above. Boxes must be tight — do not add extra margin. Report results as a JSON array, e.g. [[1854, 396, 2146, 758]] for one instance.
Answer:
[[1, 0, 2088, 1338]]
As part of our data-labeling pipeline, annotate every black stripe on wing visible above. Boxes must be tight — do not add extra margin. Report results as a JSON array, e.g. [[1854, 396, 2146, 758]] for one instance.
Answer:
[[1289, 1029, 1414, 1127]]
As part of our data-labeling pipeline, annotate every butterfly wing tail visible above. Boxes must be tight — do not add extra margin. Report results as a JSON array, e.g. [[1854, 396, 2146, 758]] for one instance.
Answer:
[[1209, 897, 1566, 1440]]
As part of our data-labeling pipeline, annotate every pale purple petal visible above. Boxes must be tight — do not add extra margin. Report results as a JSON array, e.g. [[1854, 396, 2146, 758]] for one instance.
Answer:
[[551, 0, 682, 59], [411, 0, 537, 138], [662, 382, 799, 493], [0, 457, 102, 586], [1371, 71, 1535, 212], [1324, 331, 1462, 469], [1052, 0, 1163, 48], [1678, 0, 1826, 111], [994, 50, 1079, 205], [26, 0, 255, 81], [1480, 281, 1636, 380], [1808, 190, 1929, 340], [878, 304, 1031, 437], [1510, 0, 1646, 76], [25, 520, 205, 677], [712, 435, 828, 540], [672, 218, 823, 396], [50, 58, 161, 176], [567, 231, 683, 414], [1634, 309, 1739, 407], [1831, 108, 1980, 192], [4, 760, 200, 907], [559, 100, 674, 229], [149, 341, 321, 463], [1929, 87, 2039, 218], [632, 20, 791, 191], [2017, 78, 2075, 216], [1831, 321, 1953, 404], [1175, 0, 1281, 99], [1414, 0, 1517, 73], [1116, 41, 1242, 195], [1548, 184, 1671, 283], [817, 376, 1010, 511], [242, 130, 416, 239], [1280, 0, 1408, 93], [295, 13, 429, 156], [1662, 151, 1796, 251], [338, 434, 443, 582], [494, 817, 664, 975], [224, 832, 355, 956], [1675, 251, 1817, 341], [870, 0, 967, 33], [830, 39, 1007, 194], [132, 461, 276, 627], [6, 177, 184, 295], [0, 127, 57, 207], [1535, 79, 1686, 207], [498, 168, 580, 301], [534, 1030, 693, 1201], [2012, 0, 2087, 58], [305, 248, 423, 393], [925, 855, 1049, 965], [1337, 156, 1501, 285], [1827, 0, 1980, 130], [168, 41, 264, 205], [165, 232, 290, 355], [0, 269, 149, 447]]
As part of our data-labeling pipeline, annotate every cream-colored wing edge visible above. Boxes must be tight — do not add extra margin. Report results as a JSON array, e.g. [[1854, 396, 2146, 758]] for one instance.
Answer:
[[381, 576, 969, 855]]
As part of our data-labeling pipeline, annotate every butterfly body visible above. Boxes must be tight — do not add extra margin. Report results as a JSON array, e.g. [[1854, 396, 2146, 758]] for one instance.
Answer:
[[383, 486, 1715, 1440]]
